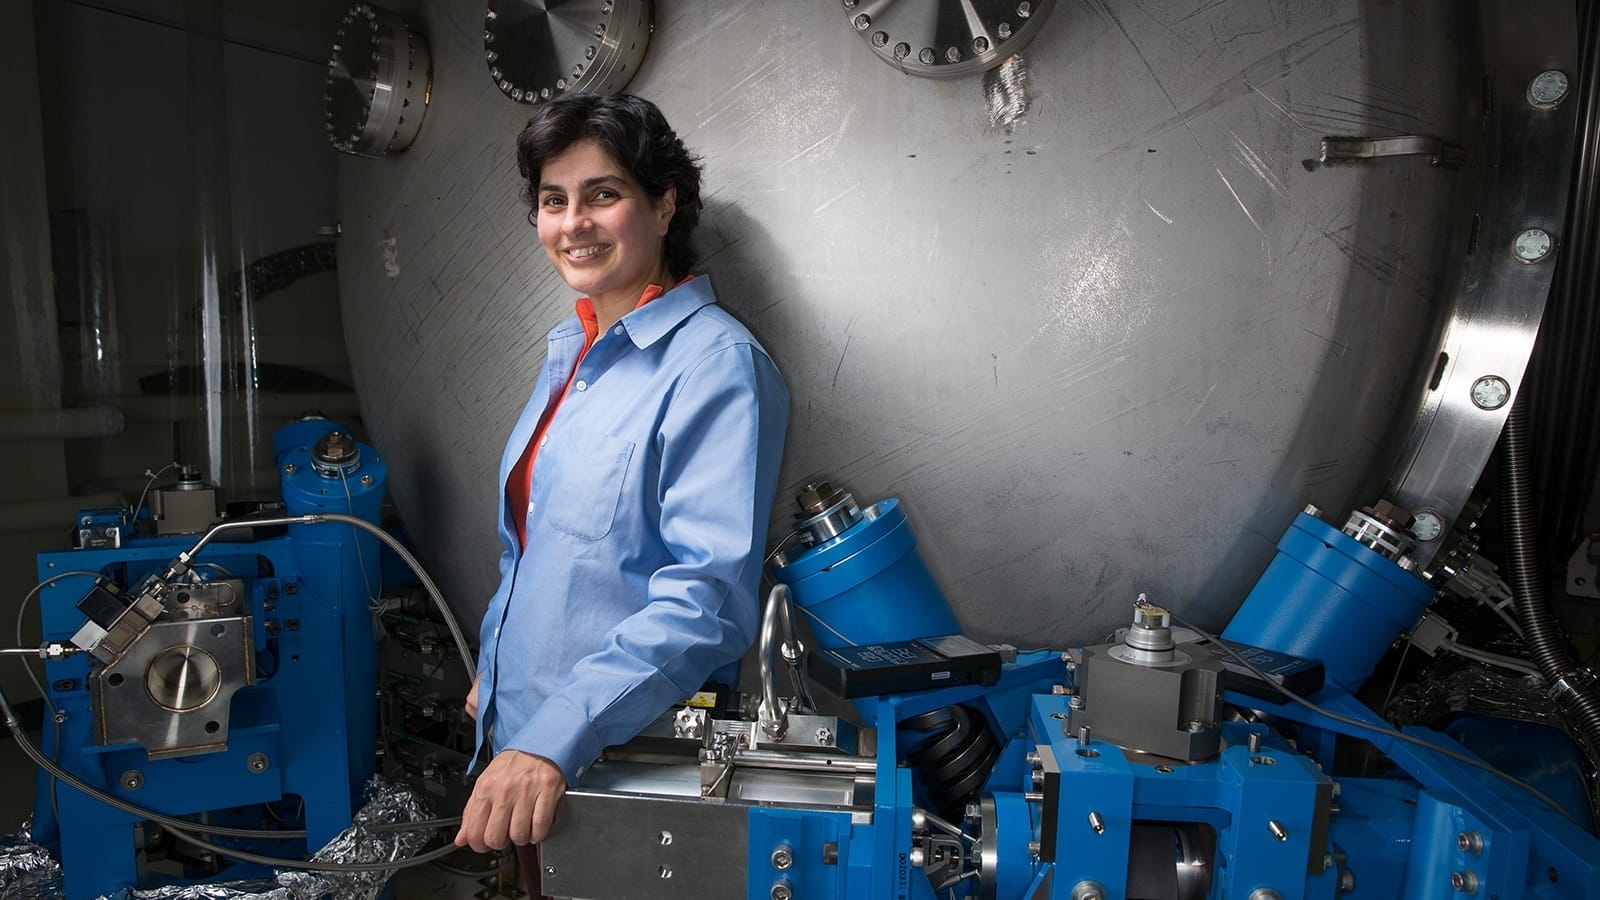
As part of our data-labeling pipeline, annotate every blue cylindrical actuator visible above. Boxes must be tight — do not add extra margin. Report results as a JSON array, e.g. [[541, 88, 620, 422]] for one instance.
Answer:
[[1222, 509, 1434, 691], [768, 483, 960, 649]]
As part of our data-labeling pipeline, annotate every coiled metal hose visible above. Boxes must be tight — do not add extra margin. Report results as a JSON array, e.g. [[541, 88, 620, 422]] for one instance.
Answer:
[[1501, 396, 1600, 764]]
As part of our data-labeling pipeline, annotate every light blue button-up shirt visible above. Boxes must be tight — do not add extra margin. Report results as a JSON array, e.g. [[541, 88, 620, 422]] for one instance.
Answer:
[[474, 275, 790, 782]]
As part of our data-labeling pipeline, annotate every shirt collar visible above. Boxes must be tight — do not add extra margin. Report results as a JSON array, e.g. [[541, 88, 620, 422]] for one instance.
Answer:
[[612, 275, 715, 349], [550, 275, 713, 348]]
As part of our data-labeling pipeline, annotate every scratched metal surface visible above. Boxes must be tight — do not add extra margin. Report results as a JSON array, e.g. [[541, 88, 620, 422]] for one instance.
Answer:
[[336, 0, 1467, 645]]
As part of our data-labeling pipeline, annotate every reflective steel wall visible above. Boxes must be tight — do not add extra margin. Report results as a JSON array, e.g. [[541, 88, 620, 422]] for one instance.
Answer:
[[337, 0, 1469, 644]]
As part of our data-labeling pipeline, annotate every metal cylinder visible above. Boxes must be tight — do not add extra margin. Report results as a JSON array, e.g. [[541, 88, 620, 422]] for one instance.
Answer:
[[1222, 510, 1434, 690], [768, 496, 960, 649]]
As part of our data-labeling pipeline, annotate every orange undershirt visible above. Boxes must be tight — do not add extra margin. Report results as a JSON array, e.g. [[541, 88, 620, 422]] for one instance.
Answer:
[[507, 280, 682, 548]]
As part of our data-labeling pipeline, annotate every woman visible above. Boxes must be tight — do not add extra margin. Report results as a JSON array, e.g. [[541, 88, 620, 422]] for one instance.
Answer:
[[452, 92, 790, 891]]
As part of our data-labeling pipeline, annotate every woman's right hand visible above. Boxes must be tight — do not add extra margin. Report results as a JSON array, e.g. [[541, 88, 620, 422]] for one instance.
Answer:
[[465, 672, 482, 721]]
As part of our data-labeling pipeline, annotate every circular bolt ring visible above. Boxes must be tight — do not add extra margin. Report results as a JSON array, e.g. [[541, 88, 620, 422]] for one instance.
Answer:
[[121, 770, 144, 791], [247, 752, 270, 773], [771, 846, 794, 870], [1451, 870, 1479, 895], [771, 884, 792, 900]]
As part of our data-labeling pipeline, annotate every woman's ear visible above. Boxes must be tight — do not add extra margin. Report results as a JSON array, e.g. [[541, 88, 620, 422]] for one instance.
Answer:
[[655, 186, 677, 235]]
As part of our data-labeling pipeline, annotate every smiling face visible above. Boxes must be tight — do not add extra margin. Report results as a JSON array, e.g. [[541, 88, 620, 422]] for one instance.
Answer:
[[534, 138, 676, 317]]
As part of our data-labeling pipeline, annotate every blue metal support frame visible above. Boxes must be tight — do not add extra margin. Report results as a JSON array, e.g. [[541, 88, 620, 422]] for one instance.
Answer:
[[28, 426, 387, 899]]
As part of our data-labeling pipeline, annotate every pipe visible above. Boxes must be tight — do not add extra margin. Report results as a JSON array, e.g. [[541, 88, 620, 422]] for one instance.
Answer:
[[1500, 395, 1600, 763], [0, 405, 123, 442]]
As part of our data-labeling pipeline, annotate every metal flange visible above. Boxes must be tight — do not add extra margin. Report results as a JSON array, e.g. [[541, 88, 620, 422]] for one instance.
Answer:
[[485, 0, 653, 105], [842, 0, 1057, 79], [324, 4, 433, 157]]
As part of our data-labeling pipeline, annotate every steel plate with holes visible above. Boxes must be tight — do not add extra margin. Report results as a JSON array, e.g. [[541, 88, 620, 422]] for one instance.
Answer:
[[542, 790, 749, 899], [92, 616, 255, 758], [324, 3, 432, 157], [844, 0, 1057, 78], [485, 0, 653, 105]]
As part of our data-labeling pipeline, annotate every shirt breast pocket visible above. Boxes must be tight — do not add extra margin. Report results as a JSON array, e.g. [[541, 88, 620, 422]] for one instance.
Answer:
[[541, 425, 636, 541]]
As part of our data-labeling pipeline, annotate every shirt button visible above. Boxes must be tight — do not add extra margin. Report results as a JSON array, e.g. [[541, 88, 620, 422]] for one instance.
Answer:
[[527, 501, 535, 513], [494, 627, 501, 637], [575, 379, 588, 392], [613, 326, 623, 336]]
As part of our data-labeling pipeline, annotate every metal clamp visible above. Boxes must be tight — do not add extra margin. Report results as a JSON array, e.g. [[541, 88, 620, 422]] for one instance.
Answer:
[[1319, 134, 1466, 168]]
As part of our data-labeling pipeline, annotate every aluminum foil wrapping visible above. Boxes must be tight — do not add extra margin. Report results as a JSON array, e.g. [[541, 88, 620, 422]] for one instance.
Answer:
[[79, 778, 434, 900], [272, 777, 434, 900], [0, 819, 63, 900], [105, 884, 284, 900], [1385, 656, 1556, 727]]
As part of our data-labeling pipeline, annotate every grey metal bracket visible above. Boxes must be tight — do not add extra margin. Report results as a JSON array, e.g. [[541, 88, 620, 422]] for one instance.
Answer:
[[1319, 134, 1466, 167]]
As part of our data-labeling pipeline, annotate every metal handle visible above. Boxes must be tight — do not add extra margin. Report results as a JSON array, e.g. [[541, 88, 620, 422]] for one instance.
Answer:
[[758, 584, 809, 739]]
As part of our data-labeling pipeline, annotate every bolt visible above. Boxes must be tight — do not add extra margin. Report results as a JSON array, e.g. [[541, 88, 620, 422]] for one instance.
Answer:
[[1451, 870, 1479, 895], [1247, 731, 1261, 752], [1088, 811, 1106, 834], [1528, 70, 1570, 108], [815, 727, 833, 745], [360, 474, 374, 486], [1069, 695, 1084, 710], [872, 31, 887, 47], [1028, 840, 1041, 857], [770, 882, 792, 900], [545, 865, 556, 876], [1071, 881, 1106, 900], [853, 13, 870, 30], [1248, 891, 1282, 900], [771, 846, 793, 870], [1268, 820, 1288, 842], [1340, 870, 1356, 892], [283, 463, 297, 475], [1458, 830, 1484, 855], [1078, 725, 1091, 746], [121, 770, 144, 791], [247, 753, 269, 773], [659, 866, 672, 879], [1512, 227, 1554, 263], [1187, 719, 1206, 733]]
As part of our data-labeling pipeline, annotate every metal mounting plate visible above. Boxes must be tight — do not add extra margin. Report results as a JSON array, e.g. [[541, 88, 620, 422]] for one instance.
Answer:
[[843, 0, 1056, 78], [485, 0, 653, 105]]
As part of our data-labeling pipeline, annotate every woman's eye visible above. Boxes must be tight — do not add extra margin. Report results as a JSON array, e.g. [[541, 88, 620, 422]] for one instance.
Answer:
[[593, 189, 618, 202], [540, 195, 565, 209]]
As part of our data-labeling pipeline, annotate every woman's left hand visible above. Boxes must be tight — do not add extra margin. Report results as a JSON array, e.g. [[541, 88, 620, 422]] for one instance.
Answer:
[[454, 749, 567, 852]]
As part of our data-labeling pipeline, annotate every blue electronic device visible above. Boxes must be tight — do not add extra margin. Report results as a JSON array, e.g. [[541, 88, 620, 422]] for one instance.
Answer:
[[28, 421, 387, 899]]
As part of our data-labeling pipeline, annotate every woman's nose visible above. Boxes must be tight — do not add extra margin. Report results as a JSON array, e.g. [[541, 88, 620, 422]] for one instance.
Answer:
[[562, 205, 592, 234]]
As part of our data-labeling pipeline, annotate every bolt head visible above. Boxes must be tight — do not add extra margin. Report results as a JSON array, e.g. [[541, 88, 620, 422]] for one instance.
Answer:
[[1470, 375, 1511, 410], [1528, 70, 1570, 108], [1512, 227, 1554, 263]]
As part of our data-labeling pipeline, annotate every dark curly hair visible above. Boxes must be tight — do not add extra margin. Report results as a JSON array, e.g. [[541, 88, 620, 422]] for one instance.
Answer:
[[516, 93, 704, 281]]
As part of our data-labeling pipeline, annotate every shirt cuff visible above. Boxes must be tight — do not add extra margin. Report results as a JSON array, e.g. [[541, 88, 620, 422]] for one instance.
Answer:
[[502, 694, 604, 785]]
